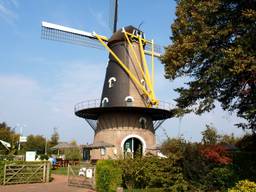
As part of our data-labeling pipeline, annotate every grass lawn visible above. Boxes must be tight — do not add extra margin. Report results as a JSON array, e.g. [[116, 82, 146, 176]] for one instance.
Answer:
[[51, 167, 68, 175]]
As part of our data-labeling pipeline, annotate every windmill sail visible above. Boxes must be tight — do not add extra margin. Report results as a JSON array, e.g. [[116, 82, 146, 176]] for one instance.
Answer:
[[41, 21, 106, 49], [109, 0, 118, 33]]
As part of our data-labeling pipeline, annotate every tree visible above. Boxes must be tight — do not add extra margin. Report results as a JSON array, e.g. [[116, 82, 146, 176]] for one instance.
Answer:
[[160, 137, 186, 156], [0, 122, 19, 154], [23, 135, 46, 154], [48, 128, 59, 148], [201, 124, 219, 145], [64, 140, 82, 160], [161, 0, 256, 131], [219, 133, 240, 145]]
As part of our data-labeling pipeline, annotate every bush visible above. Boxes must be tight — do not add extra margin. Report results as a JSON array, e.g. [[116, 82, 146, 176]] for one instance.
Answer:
[[119, 155, 189, 191], [0, 161, 5, 184], [39, 154, 49, 160], [96, 160, 122, 192], [64, 147, 82, 160], [204, 167, 237, 191], [228, 180, 256, 192]]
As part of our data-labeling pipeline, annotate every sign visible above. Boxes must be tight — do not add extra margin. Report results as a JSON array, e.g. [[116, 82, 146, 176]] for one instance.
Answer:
[[26, 151, 36, 161], [19, 136, 27, 142], [86, 169, 93, 178]]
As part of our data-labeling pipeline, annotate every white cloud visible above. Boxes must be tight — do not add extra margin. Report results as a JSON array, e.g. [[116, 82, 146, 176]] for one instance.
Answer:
[[0, 0, 18, 24]]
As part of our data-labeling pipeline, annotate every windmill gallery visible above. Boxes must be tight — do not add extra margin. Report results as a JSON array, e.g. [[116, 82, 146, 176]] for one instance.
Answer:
[[41, 0, 173, 160]]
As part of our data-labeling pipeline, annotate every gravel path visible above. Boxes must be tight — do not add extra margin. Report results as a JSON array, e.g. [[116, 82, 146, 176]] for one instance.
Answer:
[[0, 174, 96, 192]]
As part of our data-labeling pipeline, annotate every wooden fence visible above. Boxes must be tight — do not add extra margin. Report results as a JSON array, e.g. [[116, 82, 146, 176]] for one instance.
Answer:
[[2, 162, 50, 185]]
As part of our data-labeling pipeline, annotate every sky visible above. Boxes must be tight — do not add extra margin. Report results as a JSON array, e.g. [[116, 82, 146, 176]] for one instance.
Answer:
[[0, 0, 246, 144]]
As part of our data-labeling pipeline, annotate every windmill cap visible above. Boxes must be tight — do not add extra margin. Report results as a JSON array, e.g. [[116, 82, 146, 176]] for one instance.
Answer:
[[108, 25, 144, 45]]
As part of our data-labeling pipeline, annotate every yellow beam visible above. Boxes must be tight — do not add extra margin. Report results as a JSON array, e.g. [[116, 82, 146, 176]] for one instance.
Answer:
[[95, 33, 157, 106], [138, 36, 155, 99], [151, 39, 155, 90], [123, 30, 151, 92]]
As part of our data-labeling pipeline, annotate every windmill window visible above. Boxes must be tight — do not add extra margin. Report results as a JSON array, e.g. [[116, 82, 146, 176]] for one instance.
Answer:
[[108, 77, 117, 88], [102, 97, 109, 107], [100, 147, 106, 156], [125, 96, 134, 106], [141, 79, 145, 87], [139, 117, 147, 129]]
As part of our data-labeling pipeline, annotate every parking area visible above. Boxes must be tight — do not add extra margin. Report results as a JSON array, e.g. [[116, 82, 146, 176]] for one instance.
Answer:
[[0, 174, 95, 192]]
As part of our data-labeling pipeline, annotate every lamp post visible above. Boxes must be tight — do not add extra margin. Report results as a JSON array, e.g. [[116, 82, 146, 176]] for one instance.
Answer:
[[45, 136, 48, 155], [17, 124, 26, 151]]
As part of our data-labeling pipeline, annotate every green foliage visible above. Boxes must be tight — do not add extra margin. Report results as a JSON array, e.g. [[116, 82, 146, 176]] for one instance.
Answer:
[[64, 142, 82, 160], [51, 166, 68, 175], [182, 143, 211, 187], [124, 189, 165, 192], [236, 134, 256, 152], [228, 180, 256, 192], [204, 167, 237, 191], [232, 151, 256, 181], [23, 135, 46, 154], [219, 133, 240, 145], [160, 137, 186, 156], [96, 160, 122, 192], [39, 154, 49, 160], [64, 148, 81, 160], [162, 0, 256, 131], [119, 155, 189, 191], [0, 161, 5, 184], [48, 128, 59, 149], [0, 122, 19, 154], [201, 124, 219, 145]]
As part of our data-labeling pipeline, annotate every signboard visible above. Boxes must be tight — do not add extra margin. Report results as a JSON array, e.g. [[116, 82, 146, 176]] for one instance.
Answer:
[[26, 151, 36, 161], [19, 136, 27, 142], [86, 169, 93, 178]]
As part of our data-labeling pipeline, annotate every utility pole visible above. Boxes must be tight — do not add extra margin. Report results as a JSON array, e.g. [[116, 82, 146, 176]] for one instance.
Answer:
[[45, 136, 48, 155]]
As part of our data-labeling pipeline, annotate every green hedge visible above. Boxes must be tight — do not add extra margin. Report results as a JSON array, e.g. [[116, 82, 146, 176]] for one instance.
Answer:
[[124, 189, 165, 192], [96, 160, 122, 192], [0, 161, 5, 184]]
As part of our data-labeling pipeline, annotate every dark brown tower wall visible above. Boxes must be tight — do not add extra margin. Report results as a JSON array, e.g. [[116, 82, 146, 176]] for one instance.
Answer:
[[100, 40, 147, 107]]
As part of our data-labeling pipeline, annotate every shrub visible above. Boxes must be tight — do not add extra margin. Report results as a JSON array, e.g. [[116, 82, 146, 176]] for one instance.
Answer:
[[204, 167, 237, 191], [232, 151, 256, 181], [39, 154, 49, 160], [200, 144, 232, 165], [96, 160, 122, 192], [119, 155, 189, 191], [228, 180, 256, 192], [0, 161, 5, 184], [64, 147, 82, 160]]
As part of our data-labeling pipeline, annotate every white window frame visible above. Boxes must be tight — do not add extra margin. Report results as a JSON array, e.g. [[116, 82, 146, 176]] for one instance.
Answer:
[[102, 97, 109, 107], [108, 77, 117, 88]]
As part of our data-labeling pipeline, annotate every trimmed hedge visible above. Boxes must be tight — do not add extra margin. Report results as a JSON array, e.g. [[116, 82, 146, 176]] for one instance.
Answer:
[[0, 161, 5, 184], [96, 160, 122, 192]]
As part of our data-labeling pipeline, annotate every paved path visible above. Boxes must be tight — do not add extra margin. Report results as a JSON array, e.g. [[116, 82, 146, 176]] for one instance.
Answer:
[[0, 174, 96, 192]]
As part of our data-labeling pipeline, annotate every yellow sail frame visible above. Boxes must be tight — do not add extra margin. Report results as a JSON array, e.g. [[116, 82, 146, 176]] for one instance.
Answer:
[[94, 31, 158, 107]]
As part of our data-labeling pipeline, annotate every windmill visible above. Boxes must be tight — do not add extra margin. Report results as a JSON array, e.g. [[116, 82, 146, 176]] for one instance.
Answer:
[[41, 0, 173, 159]]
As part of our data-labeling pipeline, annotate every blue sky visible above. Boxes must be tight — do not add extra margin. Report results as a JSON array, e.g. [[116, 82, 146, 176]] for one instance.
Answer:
[[0, 0, 245, 144]]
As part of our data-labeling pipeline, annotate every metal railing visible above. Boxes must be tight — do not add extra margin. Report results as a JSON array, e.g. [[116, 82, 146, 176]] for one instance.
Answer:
[[74, 99, 173, 112], [74, 99, 101, 112]]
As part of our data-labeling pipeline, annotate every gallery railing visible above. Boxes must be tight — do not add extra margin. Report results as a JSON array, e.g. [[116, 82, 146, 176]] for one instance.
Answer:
[[74, 99, 173, 113]]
